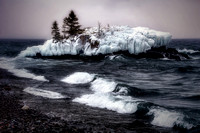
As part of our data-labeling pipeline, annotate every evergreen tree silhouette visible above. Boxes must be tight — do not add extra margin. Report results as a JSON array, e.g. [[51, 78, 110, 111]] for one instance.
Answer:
[[51, 21, 61, 42], [62, 10, 83, 38], [62, 17, 68, 39]]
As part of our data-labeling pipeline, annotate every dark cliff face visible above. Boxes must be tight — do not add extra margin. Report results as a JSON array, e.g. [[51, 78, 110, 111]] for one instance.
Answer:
[[135, 46, 190, 61]]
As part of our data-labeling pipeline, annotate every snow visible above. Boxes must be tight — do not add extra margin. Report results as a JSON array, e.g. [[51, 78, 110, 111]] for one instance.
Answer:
[[19, 26, 172, 57]]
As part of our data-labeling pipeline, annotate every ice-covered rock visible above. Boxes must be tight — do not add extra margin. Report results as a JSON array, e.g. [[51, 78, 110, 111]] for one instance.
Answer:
[[19, 26, 172, 57]]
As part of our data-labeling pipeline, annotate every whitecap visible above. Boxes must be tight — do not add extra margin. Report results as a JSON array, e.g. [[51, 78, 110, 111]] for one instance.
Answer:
[[148, 108, 193, 129], [61, 72, 95, 84], [73, 92, 139, 114], [73, 78, 142, 114], [24, 87, 66, 99], [177, 48, 199, 54], [90, 78, 117, 93], [108, 55, 116, 60]]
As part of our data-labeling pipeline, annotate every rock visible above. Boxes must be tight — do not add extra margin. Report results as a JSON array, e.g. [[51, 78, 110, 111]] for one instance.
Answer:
[[168, 54, 181, 61], [31, 45, 190, 61], [145, 51, 165, 59], [90, 40, 99, 49], [179, 53, 190, 59], [78, 35, 90, 45], [166, 48, 179, 54], [150, 46, 167, 53], [36, 53, 42, 58], [3, 86, 11, 91]]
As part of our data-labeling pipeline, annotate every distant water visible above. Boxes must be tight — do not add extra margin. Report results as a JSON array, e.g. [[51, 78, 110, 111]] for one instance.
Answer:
[[0, 39, 200, 132]]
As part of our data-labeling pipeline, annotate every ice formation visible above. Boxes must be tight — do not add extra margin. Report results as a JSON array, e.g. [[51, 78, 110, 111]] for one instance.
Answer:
[[19, 26, 172, 57]]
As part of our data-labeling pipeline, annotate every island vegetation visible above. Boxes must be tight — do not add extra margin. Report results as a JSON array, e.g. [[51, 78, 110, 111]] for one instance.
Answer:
[[51, 10, 83, 42]]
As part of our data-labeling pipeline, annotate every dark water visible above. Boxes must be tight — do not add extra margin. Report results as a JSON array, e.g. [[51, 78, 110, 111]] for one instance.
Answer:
[[0, 39, 200, 132]]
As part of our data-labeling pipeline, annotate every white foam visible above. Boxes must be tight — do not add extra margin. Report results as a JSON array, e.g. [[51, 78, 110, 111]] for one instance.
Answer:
[[73, 78, 141, 114], [177, 48, 199, 54], [74, 93, 138, 114], [115, 86, 129, 95], [0, 58, 48, 82], [148, 108, 193, 129], [24, 87, 66, 99], [109, 55, 116, 60], [61, 72, 95, 84], [90, 78, 117, 93], [108, 55, 126, 61]]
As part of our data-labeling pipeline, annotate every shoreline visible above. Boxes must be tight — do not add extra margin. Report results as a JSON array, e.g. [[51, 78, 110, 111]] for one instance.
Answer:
[[0, 68, 172, 133], [0, 87, 82, 133]]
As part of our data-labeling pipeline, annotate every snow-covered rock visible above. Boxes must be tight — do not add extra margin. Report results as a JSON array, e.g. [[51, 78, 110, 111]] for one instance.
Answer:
[[19, 26, 172, 57]]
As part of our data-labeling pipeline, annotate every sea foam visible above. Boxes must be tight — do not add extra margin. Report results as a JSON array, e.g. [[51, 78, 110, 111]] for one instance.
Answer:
[[24, 87, 66, 99], [0, 57, 48, 82], [148, 108, 193, 129], [61, 72, 95, 84], [177, 48, 199, 54], [73, 77, 141, 113]]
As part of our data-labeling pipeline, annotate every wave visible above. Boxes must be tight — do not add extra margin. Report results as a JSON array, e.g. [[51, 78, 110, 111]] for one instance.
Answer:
[[74, 93, 140, 114], [108, 55, 127, 61], [177, 48, 199, 54], [114, 85, 160, 97], [148, 108, 193, 129], [73, 78, 142, 113], [72, 72, 193, 129], [61, 72, 95, 84], [0, 57, 48, 82], [176, 66, 199, 73], [90, 78, 117, 93], [183, 95, 200, 101], [23, 87, 67, 99]]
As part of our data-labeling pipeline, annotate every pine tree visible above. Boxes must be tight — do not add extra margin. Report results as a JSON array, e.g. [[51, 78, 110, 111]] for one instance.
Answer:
[[62, 17, 68, 39], [51, 21, 61, 42], [62, 10, 83, 38]]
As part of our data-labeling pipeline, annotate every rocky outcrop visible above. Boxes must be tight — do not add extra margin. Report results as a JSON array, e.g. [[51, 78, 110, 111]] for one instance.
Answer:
[[34, 45, 190, 61]]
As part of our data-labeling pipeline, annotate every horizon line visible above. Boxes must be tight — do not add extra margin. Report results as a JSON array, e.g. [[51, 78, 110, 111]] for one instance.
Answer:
[[1, 38, 200, 40]]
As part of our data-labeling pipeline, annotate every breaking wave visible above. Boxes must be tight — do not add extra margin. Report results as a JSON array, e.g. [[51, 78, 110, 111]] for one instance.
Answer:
[[177, 48, 199, 54], [148, 108, 193, 129], [72, 72, 193, 129], [0, 57, 48, 82], [61, 72, 95, 84], [73, 78, 141, 113]]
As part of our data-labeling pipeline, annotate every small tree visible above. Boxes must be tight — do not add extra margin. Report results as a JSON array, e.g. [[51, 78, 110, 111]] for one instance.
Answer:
[[51, 21, 61, 42], [62, 17, 68, 39], [62, 10, 83, 39], [97, 21, 102, 37]]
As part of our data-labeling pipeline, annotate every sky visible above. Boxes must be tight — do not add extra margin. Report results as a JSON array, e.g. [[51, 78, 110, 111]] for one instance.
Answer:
[[0, 0, 200, 39]]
